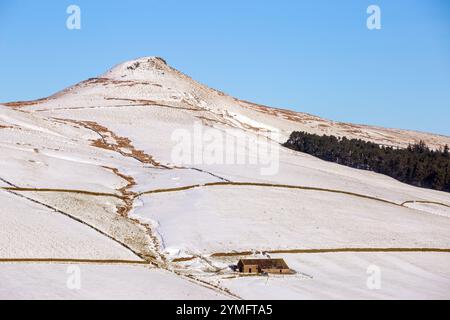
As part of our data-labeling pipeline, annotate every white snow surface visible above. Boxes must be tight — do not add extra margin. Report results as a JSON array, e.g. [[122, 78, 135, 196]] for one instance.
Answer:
[[217, 252, 450, 300], [135, 186, 450, 258], [0, 264, 227, 300], [1, 56, 449, 299]]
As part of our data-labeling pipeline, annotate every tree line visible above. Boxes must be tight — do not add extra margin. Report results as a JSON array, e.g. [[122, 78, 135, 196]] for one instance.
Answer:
[[283, 131, 450, 193]]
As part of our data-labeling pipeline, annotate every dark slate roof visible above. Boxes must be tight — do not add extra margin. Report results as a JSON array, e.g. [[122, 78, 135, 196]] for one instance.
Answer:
[[238, 258, 289, 269]]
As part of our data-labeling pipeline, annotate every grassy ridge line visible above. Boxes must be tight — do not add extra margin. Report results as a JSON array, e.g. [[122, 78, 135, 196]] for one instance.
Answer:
[[2, 182, 402, 206], [209, 247, 450, 258], [5, 183, 450, 209], [172, 247, 450, 262], [138, 181, 401, 206], [0, 187, 122, 199], [0, 258, 149, 265]]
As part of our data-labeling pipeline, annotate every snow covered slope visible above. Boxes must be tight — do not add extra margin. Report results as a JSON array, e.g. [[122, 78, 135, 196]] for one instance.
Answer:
[[1, 56, 449, 299], [0, 264, 228, 300]]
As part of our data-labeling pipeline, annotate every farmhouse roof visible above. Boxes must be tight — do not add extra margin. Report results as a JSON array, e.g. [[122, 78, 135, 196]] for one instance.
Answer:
[[238, 258, 289, 269]]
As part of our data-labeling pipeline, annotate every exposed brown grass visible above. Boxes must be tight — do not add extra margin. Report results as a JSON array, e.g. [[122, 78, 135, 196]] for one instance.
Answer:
[[210, 247, 450, 258], [104, 97, 157, 104], [0, 258, 148, 265], [127, 216, 168, 267], [138, 181, 401, 207], [238, 99, 322, 123], [172, 256, 197, 263], [1, 187, 121, 198], [105, 97, 203, 111], [102, 166, 137, 217], [195, 115, 229, 126], [2, 98, 48, 108], [67, 119, 169, 168]]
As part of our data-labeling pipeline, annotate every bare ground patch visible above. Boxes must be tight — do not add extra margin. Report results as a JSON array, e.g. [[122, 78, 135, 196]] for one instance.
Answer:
[[59, 118, 169, 168]]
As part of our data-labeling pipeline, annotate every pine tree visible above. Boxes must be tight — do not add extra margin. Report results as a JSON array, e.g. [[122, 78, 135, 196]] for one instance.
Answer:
[[283, 131, 450, 193]]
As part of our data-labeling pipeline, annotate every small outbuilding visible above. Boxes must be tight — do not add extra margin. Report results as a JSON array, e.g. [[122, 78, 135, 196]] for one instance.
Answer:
[[237, 258, 291, 274]]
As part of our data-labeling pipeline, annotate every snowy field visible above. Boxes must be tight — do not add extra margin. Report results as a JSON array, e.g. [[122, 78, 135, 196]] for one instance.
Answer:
[[403, 202, 450, 218], [38, 105, 450, 206], [0, 263, 228, 300], [134, 186, 450, 259], [215, 252, 450, 300]]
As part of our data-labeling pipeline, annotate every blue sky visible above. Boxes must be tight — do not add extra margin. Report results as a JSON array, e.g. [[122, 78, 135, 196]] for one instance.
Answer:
[[1, 0, 449, 135]]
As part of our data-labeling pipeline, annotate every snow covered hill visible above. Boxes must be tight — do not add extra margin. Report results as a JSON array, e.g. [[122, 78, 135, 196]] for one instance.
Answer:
[[1, 57, 449, 299]]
